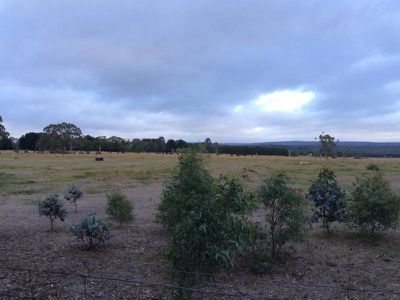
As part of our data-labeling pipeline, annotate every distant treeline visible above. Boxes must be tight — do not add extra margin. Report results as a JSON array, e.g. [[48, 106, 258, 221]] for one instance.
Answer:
[[266, 142, 400, 158], [5, 122, 288, 156], [217, 145, 289, 156], [4, 118, 400, 157], [17, 132, 289, 156]]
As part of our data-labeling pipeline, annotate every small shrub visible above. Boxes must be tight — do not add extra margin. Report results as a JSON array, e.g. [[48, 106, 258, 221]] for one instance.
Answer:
[[366, 163, 380, 171], [70, 213, 110, 250], [348, 172, 400, 233], [308, 168, 346, 233], [64, 184, 83, 212], [106, 191, 133, 226], [157, 150, 255, 287], [38, 194, 68, 231], [258, 172, 308, 259]]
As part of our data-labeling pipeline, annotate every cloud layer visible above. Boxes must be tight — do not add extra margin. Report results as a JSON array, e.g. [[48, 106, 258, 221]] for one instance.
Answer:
[[1, 0, 400, 141]]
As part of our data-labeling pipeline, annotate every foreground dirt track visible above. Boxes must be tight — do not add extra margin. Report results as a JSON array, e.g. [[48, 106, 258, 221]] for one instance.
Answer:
[[1, 152, 400, 298]]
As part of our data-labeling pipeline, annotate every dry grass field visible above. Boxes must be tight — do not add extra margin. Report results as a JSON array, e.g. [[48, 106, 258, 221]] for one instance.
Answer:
[[1, 152, 400, 298]]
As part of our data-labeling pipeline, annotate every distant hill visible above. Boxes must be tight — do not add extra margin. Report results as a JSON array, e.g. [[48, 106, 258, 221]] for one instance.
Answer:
[[222, 141, 400, 157]]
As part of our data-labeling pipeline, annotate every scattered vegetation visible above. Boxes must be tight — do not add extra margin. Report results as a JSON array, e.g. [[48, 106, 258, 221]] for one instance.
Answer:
[[64, 184, 83, 212], [70, 213, 110, 250], [308, 168, 346, 233], [348, 172, 400, 233], [38, 194, 68, 231], [106, 190, 133, 226], [258, 172, 308, 259]]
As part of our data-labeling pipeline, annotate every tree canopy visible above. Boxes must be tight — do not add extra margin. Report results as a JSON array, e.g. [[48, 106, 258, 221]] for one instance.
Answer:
[[0, 115, 13, 150], [318, 132, 337, 158], [39, 122, 82, 152], [19, 132, 42, 150]]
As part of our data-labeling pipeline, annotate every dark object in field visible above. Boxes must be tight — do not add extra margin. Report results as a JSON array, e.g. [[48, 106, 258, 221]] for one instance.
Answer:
[[95, 157, 104, 161]]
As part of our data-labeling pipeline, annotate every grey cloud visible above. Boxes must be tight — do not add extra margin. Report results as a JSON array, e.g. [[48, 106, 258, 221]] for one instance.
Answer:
[[1, 0, 400, 141]]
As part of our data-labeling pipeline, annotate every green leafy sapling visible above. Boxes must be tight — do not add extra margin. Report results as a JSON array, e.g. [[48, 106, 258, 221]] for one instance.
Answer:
[[157, 150, 256, 287], [258, 172, 307, 259], [308, 168, 346, 233], [64, 184, 83, 212], [38, 194, 68, 231], [106, 190, 133, 226], [348, 172, 400, 233]]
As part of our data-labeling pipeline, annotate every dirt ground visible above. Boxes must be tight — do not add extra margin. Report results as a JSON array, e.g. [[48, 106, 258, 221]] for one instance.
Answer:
[[0, 152, 400, 299]]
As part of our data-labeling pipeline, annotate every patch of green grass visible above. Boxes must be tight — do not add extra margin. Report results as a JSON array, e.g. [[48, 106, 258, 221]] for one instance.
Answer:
[[2, 152, 400, 198], [22, 199, 40, 206], [9, 189, 37, 195], [0, 172, 16, 184], [15, 180, 36, 185], [8, 188, 47, 195], [0, 173, 37, 189], [71, 171, 96, 179], [72, 174, 90, 179]]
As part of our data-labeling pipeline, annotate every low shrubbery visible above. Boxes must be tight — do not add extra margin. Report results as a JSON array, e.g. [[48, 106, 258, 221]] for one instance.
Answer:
[[243, 224, 271, 274], [157, 153, 400, 283], [33, 153, 400, 289], [38, 194, 68, 231], [106, 190, 133, 226], [348, 172, 400, 233], [366, 163, 380, 171], [70, 213, 110, 250], [258, 172, 308, 259]]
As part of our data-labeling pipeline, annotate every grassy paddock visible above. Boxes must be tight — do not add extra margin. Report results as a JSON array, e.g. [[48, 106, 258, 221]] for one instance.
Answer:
[[1, 151, 399, 197], [1, 151, 400, 298]]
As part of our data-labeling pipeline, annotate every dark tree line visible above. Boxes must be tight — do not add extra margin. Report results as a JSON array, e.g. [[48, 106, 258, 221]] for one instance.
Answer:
[[216, 145, 289, 156], [1, 120, 290, 156]]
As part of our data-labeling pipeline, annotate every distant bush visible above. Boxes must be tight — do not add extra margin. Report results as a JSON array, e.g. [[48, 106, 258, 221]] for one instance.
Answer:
[[70, 213, 110, 250], [106, 191, 133, 226], [38, 194, 68, 231], [366, 163, 380, 171], [258, 173, 308, 259], [157, 150, 255, 287], [308, 168, 346, 233], [64, 184, 83, 212], [348, 172, 400, 233]]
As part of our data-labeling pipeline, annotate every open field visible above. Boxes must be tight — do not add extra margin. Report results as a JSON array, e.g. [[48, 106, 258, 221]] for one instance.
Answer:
[[1, 152, 400, 298]]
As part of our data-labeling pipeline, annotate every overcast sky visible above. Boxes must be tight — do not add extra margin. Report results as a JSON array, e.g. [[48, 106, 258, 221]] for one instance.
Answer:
[[1, 1, 400, 142]]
